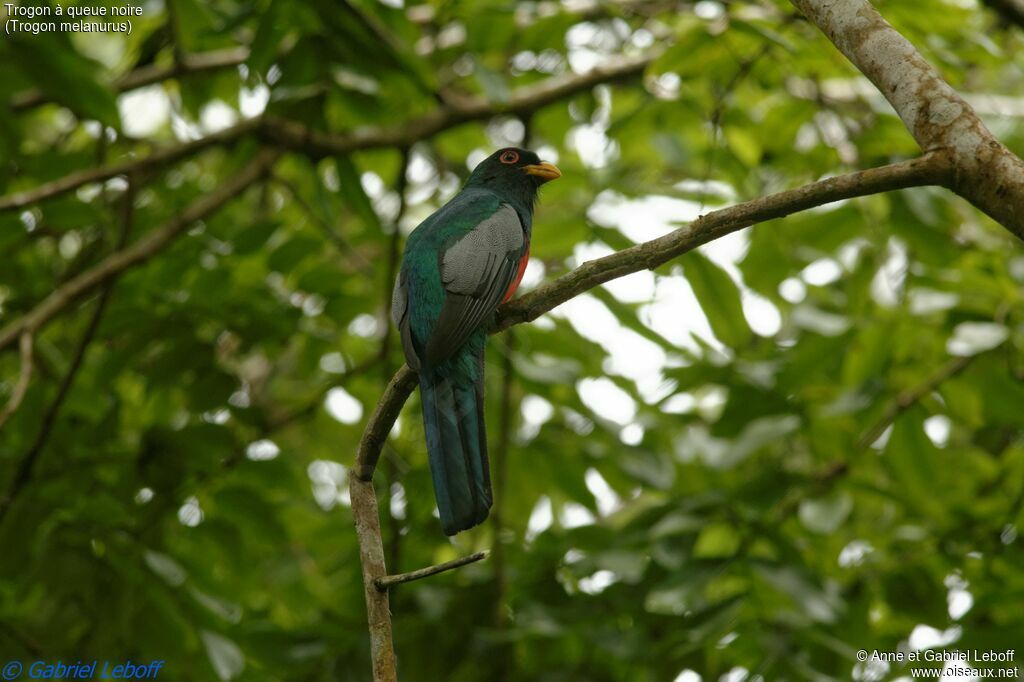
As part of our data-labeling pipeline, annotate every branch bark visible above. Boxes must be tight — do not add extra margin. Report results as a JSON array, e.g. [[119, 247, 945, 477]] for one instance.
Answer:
[[0, 150, 278, 352], [0, 54, 653, 214], [350, 474, 397, 682], [790, 0, 1024, 239]]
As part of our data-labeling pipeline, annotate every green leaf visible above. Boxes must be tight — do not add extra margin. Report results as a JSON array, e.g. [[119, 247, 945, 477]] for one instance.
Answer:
[[201, 630, 245, 681], [693, 522, 741, 559], [798, 492, 853, 534], [332, 155, 383, 233], [682, 251, 752, 348], [9, 34, 118, 126]]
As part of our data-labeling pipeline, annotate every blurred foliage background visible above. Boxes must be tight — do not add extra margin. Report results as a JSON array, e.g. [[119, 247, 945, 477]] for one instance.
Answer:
[[1, 0, 1023, 680]]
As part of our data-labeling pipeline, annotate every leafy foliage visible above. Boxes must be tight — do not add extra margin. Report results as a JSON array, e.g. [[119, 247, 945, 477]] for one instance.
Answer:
[[1, 0, 1023, 680]]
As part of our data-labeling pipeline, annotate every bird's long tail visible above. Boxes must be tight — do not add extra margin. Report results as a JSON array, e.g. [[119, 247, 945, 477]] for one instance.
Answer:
[[419, 368, 492, 535]]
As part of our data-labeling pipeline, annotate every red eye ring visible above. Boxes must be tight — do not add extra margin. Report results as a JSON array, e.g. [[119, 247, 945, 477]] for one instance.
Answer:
[[499, 150, 519, 165]]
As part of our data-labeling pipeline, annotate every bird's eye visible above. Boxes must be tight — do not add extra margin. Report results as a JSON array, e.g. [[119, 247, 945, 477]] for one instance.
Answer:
[[499, 150, 519, 165]]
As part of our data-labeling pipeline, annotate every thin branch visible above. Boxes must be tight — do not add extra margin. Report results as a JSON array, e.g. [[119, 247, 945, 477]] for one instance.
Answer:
[[0, 119, 262, 213], [270, 174, 375, 271], [0, 181, 135, 521], [791, 0, 1024, 239], [374, 551, 489, 591], [0, 150, 278, 353], [0, 333, 34, 429], [9, 47, 250, 113], [0, 53, 653, 215], [699, 40, 776, 211], [261, 52, 652, 159], [491, 335, 515, 681], [857, 354, 976, 449], [264, 355, 383, 432], [351, 152, 953, 481]]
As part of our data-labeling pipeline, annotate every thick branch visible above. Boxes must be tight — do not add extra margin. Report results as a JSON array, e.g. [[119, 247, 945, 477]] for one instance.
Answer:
[[496, 154, 951, 330], [0, 54, 652, 215], [353, 153, 953, 480], [790, 0, 1024, 238], [0, 150, 278, 352], [9, 47, 250, 113], [374, 551, 489, 591], [350, 476, 397, 682]]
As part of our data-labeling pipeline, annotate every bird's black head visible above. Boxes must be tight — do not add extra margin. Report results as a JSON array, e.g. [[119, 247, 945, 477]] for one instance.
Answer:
[[465, 147, 561, 208]]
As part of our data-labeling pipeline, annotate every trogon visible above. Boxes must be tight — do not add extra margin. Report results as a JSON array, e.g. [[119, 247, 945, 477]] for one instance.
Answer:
[[391, 148, 560, 535]]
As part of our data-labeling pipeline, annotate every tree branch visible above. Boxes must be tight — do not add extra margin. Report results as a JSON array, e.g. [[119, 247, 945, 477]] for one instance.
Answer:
[[270, 174, 375, 271], [351, 152, 953, 481], [0, 53, 653, 215], [0, 333, 33, 430], [260, 52, 654, 158], [349, 475, 397, 682], [0, 181, 135, 521], [491, 336, 515, 679], [790, 0, 1024, 239], [857, 354, 977, 449], [0, 119, 262, 213], [0, 150, 278, 352], [9, 47, 250, 113], [374, 551, 489, 591]]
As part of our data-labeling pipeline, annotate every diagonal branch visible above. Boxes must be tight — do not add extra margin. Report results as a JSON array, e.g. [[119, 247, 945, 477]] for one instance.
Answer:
[[352, 152, 954, 481], [0, 150, 279, 352], [857, 354, 979, 449], [0, 119, 262, 213], [0, 333, 33, 430], [0, 181, 136, 521], [261, 52, 654, 158], [9, 47, 250, 113], [790, 0, 1024, 239], [0, 53, 654, 214]]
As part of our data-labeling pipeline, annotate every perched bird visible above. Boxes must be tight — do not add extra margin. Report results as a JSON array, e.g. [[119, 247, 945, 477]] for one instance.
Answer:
[[391, 148, 561, 535]]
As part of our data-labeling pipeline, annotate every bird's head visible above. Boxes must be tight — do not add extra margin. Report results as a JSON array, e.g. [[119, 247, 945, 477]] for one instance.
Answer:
[[466, 147, 561, 207]]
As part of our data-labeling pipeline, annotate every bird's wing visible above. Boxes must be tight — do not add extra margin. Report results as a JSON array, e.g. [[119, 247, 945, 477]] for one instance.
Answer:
[[391, 269, 420, 371], [425, 203, 525, 365]]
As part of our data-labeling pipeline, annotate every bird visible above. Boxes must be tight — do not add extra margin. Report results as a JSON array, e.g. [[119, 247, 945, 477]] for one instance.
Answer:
[[391, 148, 561, 535]]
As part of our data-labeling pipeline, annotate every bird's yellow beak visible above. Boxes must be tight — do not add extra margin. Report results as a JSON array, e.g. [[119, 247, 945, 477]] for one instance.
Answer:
[[522, 162, 561, 182]]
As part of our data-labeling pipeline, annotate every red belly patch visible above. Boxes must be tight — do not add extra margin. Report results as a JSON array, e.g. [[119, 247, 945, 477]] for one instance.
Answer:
[[502, 248, 531, 303]]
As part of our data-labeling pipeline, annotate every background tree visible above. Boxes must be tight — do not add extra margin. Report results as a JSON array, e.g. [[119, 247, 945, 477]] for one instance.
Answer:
[[1, 0, 1022, 681]]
